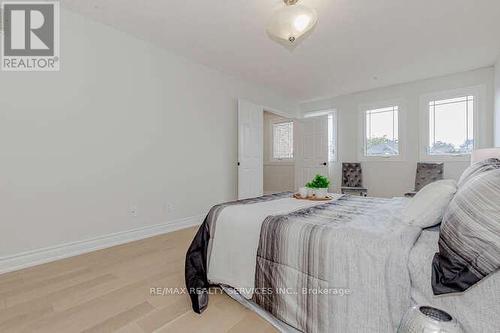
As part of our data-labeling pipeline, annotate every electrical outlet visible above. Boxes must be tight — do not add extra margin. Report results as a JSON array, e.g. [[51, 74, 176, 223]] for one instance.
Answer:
[[129, 206, 138, 217], [165, 203, 175, 213]]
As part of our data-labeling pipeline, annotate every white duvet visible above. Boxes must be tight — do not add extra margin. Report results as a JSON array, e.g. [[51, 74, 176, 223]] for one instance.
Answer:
[[207, 195, 342, 299]]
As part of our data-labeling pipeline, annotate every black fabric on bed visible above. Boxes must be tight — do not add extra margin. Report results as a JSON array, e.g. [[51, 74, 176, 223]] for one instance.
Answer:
[[184, 217, 211, 314], [184, 192, 294, 314]]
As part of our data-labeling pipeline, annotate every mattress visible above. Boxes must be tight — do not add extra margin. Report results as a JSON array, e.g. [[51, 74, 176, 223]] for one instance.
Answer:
[[409, 230, 500, 333]]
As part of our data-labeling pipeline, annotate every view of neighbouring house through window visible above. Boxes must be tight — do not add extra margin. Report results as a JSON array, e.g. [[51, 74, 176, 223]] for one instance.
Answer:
[[364, 106, 399, 157], [273, 121, 293, 159], [428, 96, 474, 155]]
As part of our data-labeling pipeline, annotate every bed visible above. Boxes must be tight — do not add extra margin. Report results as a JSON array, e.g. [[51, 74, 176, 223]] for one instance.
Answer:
[[186, 193, 422, 332], [185, 189, 499, 332], [409, 229, 500, 333]]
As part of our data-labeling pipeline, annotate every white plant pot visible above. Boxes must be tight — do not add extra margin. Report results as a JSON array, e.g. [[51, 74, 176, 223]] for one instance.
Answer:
[[307, 188, 315, 197], [314, 188, 328, 199]]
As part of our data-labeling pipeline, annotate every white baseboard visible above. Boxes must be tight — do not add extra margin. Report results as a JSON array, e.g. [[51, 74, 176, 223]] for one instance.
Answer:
[[0, 215, 204, 274]]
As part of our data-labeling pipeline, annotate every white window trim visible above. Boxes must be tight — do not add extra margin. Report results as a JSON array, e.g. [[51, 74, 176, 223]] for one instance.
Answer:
[[328, 111, 338, 162], [269, 120, 294, 163], [358, 99, 406, 162], [419, 85, 484, 162]]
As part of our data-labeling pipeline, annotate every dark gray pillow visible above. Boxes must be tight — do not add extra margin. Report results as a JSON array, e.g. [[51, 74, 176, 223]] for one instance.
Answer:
[[457, 158, 500, 187], [432, 168, 500, 294]]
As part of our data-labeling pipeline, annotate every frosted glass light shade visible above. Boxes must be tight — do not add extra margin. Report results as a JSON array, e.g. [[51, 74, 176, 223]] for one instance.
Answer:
[[267, 4, 318, 48]]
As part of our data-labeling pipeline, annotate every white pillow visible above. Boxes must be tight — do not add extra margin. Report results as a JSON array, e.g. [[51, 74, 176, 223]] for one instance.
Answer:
[[402, 179, 457, 228]]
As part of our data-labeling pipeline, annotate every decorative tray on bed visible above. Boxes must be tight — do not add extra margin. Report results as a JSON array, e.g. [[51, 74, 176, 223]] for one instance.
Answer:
[[292, 193, 334, 201]]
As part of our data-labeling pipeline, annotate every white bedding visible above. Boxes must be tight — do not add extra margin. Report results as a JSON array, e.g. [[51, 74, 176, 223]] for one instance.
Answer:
[[207, 195, 343, 299]]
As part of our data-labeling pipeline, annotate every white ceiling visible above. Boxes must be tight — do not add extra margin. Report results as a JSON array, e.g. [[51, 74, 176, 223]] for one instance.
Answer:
[[62, 0, 500, 102]]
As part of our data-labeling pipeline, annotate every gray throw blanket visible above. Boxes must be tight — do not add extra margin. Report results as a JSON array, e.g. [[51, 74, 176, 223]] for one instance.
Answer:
[[254, 196, 422, 332]]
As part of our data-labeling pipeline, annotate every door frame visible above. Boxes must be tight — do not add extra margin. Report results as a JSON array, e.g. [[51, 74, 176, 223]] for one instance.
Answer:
[[296, 109, 337, 191], [237, 100, 298, 198]]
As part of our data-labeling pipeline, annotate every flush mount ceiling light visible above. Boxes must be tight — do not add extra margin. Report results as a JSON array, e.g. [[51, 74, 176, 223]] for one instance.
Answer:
[[267, 0, 318, 49]]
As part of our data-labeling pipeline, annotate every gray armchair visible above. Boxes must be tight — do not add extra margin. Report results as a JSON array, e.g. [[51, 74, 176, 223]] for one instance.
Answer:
[[341, 163, 368, 196], [405, 162, 444, 197]]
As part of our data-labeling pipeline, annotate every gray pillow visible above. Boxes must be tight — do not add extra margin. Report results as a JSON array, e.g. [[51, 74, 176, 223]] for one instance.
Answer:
[[457, 158, 500, 187], [432, 168, 500, 294]]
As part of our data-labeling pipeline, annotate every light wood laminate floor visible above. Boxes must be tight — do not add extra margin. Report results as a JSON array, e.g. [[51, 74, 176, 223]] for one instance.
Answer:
[[0, 227, 277, 333]]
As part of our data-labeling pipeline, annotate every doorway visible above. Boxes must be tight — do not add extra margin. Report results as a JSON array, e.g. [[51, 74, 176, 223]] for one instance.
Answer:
[[237, 99, 335, 199], [295, 111, 337, 190], [263, 111, 295, 194]]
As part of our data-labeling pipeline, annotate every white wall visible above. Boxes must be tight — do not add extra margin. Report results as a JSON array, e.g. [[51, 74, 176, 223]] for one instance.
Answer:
[[263, 112, 295, 193], [301, 68, 495, 197], [0, 10, 298, 258], [495, 58, 500, 146]]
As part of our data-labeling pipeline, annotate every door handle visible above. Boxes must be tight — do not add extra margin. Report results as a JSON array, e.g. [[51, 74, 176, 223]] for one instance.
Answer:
[[322, 162, 327, 166]]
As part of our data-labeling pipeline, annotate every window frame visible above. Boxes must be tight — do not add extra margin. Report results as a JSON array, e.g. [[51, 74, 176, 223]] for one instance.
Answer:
[[419, 86, 483, 162], [327, 111, 338, 162], [358, 100, 406, 161], [270, 120, 294, 162]]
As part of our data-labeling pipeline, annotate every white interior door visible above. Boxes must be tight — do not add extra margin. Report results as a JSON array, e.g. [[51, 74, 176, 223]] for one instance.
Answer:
[[238, 99, 263, 199], [295, 115, 329, 189]]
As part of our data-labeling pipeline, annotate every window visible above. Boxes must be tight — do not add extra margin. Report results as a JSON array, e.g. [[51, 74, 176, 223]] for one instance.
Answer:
[[363, 106, 399, 157], [428, 96, 474, 155], [328, 113, 337, 161], [272, 121, 293, 159]]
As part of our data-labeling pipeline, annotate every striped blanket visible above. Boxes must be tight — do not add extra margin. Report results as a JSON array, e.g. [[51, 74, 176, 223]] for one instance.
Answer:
[[253, 196, 422, 332], [186, 194, 422, 332]]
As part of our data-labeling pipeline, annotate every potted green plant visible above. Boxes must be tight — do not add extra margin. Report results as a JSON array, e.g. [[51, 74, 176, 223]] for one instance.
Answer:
[[309, 175, 330, 199]]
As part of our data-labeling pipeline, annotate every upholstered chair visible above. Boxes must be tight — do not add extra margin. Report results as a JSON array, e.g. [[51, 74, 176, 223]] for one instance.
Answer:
[[405, 163, 444, 197], [341, 163, 368, 196]]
